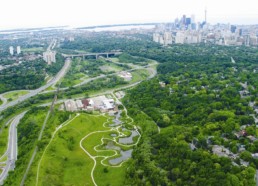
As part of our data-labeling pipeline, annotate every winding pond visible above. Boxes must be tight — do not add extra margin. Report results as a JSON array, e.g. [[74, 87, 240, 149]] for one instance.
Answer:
[[109, 149, 133, 165], [119, 130, 139, 144]]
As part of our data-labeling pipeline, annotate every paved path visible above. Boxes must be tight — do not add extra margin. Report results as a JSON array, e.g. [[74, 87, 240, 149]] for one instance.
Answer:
[[36, 114, 80, 186], [79, 92, 141, 186]]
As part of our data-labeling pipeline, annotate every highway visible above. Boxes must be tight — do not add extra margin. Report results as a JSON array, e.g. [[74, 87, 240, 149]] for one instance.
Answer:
[[0, 58, 71, 113], [0, 111, 27, 185]]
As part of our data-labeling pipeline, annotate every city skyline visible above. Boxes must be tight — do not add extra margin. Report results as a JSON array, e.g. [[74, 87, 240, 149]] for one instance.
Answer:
[[0, 0, 258, 30]]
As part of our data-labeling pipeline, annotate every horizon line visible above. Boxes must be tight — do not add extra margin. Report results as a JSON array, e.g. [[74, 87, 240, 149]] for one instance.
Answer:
[[0, 21, 258, 32]]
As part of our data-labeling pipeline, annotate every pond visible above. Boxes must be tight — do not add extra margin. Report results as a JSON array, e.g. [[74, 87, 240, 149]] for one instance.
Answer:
[[109, 110, 122, 127], [119, 130, 139, 144], [109, 149, 133, 165]]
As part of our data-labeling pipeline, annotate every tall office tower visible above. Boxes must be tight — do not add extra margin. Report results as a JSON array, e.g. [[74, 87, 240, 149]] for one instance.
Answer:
[[17, 46, 21, 54], [182, 15, 186, 25], [174, 18, 180, 28], [9, 46, 14, 55], [174, 18, 179, 24], [191, 14, 196, 24], [231, 25, 237, 33], [186, 18, 191, 25]]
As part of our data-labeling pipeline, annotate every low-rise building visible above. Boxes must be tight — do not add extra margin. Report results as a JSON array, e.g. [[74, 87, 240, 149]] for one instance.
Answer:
[[64, 100, 77, 112], [76, 100, 83, 109]]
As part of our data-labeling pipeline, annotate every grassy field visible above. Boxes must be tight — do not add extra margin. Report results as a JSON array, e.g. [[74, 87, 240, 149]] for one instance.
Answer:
[[44, 86, 56, 92], [0, 123, 10, 157], [131, 69, 150, 83], [3, 90, 29, 102], [99, 63, 123, 72], [36, 113, 129, 186], [60, 59, 93, 88], [94, 158, 128, 186], [0, 99, 2, 106], [0, 155, 7, 162], [109, 58, 119, 63], [61, 72, 88, 88], [22, 47, 45, 52]]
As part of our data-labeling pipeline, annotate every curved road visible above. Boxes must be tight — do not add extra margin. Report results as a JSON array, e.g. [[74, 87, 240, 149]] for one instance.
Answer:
[[0, 111, 27, 185], [0, 58, 71, 113]]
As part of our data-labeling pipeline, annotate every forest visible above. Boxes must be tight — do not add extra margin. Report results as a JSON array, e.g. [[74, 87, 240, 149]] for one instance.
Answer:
[[0, 54, 64, 93], [121, 44, 258, 185]]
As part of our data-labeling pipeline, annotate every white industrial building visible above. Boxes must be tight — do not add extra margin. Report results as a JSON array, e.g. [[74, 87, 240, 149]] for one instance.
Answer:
[[64, 96, 116, 113], [64, 100, 77, 112], [76, 100, 83, 109]]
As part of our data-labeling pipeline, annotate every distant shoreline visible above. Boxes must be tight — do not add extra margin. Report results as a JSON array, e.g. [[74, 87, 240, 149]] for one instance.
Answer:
[[0, 23, 157, 34], [76, 23, 158, 30], [0, 26, 67, 33]]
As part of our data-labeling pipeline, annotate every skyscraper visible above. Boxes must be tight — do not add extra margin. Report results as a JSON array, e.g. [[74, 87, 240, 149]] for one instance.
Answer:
[[191, 14, 196, 24], [182, 15, 186, 25], [43, 51, 56, 65], [186, 18, 191, 25], [17, 46, 21, 55], [9, 46, 14, 55]]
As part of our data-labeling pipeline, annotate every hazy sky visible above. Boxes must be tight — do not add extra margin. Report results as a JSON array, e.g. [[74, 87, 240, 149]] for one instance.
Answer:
[[0, 0, 258, 29]]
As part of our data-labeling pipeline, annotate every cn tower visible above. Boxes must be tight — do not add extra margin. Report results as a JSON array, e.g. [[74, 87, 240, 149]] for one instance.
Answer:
[[205, 7, 207, 23]]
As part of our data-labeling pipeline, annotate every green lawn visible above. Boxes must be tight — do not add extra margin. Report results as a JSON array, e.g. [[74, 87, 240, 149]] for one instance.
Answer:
[[109, 58, 119, 62], [94, 157, 128, 186], [99, 63, 123, 72], [44, 86, 55, 92], [131, 69, 150, 83], [22, 47, 45, 52], [36, 113, 131, 186], [0, 155, 7, 162], [3, 90, 29, 102], [0, 124, 10, 156], [61, 72, 88, 88]]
